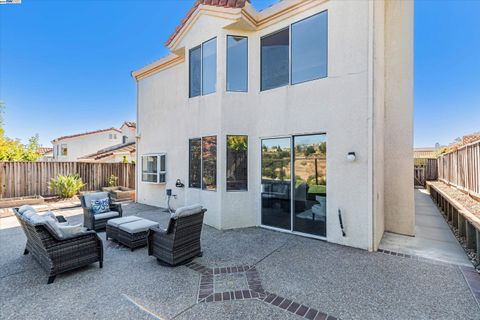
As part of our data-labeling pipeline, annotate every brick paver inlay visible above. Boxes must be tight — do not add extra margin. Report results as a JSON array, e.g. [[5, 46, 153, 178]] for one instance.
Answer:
[[185, 261, 338, 320]]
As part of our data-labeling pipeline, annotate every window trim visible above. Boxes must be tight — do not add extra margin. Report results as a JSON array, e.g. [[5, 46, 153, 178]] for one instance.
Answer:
[[189, 37, 217, 98], [141, 153, 166, 184], [226, 134, 248, 192], [260, 10, 328, 92], [226, 35, 248, 93]]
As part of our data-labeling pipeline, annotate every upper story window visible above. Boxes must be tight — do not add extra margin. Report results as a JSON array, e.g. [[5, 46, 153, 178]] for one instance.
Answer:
[[261, 11, 328, 91], [189, 38, 217, 98], [291, 11, 328, 84], [123, 135, 128, 144], [61, 144, 68, 156], [261, 28, 289, 91], [227, 36, 248, 92]]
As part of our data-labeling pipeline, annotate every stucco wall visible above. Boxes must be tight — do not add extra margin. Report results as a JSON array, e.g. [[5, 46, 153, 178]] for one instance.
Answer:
[[384, 0, 415, 236], [52, 130, 120, 161], [136, 0, 378, 249]]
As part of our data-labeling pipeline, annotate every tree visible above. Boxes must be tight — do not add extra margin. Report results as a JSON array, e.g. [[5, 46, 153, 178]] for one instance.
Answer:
[[0, 102, 41, 161]]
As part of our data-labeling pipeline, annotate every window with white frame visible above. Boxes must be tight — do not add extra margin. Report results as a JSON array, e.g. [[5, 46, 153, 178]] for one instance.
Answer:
[[141, 154, 166, 183], [61, 144, 68, 156]]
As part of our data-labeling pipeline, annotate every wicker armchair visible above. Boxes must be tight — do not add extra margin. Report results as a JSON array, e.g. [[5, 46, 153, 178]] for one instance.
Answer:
[[79, 192, 122, 231], [148, 208, 206, 266], [13, 208, 103, 284]]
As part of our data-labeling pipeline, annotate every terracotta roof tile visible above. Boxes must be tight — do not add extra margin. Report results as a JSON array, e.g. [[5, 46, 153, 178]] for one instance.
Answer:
[[165, 0, 250, 46], [123, 121, 136, 128], [53, 128, 121, 143], [37, 147, 53, 155]]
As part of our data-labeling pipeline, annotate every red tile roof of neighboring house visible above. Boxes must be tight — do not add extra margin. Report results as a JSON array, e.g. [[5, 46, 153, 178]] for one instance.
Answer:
[[37, 147, 53, 155], [462, 133, 480, 145], [52, 128, 121, 143], [79, 141, 136, 161], [165, 0, 250, 46], [122, 121, 136, 128]]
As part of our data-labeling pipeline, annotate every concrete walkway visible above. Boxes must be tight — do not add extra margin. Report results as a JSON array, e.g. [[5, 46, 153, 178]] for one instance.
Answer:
[[380, 188, 471, 267]]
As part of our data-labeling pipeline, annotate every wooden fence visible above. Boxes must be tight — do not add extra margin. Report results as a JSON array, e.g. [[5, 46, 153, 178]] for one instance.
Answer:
[[0, 162, 135, 198], [438, 140, 480, 198], [414, 158, 438, 187]]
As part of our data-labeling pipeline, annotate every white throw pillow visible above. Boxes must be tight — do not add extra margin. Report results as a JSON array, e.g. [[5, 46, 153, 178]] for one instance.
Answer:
[[18, 205, 35, 214]]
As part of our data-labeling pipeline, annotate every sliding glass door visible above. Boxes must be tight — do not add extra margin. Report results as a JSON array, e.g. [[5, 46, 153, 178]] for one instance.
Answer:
[[261, 134, 327, 237], [261, 138, 291, 230], [293, 134, 327, 237]]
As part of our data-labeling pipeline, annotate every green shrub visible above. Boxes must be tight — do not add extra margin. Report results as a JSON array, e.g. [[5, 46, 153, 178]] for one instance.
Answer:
[[48, 174, 85, 198], [107, 174, 118, 187]]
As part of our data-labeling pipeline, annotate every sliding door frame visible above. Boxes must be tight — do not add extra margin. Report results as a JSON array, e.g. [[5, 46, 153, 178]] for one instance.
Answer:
[[260, 133, 327, 241]]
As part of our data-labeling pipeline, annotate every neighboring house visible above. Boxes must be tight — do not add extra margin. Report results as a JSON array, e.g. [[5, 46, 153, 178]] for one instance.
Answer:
[[414, 148, 436, 160], [79, 122, 137, 163], [132, 0, 414, 251], [79, 141, 136, 163], [52, 128, 121, 161], [37, 147, 53, 161], [120, 121, 136, 144]]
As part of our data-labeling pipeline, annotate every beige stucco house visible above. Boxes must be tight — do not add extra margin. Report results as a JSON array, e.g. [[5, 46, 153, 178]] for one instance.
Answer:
[[52, 122, 136, 162], [132, 0, 414, 251]]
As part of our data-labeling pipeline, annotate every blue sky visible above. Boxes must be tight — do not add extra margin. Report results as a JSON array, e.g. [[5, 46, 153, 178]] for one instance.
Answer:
[[0, 0, 478, 148]]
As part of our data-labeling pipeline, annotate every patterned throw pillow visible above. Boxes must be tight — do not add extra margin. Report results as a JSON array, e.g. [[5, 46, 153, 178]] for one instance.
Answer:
[[91, 198, 109, 214]]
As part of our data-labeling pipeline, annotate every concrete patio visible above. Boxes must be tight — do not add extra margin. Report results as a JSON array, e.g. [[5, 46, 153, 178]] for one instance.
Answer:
[[1, 202, 479, 320]]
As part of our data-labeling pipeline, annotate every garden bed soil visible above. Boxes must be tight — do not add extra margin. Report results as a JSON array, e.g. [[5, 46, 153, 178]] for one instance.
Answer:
[[0, 195, 44, 209], [430, 181, 480, 219]]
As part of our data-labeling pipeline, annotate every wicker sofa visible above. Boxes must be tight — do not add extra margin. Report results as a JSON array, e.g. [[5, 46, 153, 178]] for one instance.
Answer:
[[14, 208, 103, 284], [80, 192, 123, 231], [148, 206, 206, 266]]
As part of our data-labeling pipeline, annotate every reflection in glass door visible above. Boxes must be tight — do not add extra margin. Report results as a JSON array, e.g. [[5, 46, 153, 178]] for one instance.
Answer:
[[261, 138, 291, 230], [293, 134, 327, 236]]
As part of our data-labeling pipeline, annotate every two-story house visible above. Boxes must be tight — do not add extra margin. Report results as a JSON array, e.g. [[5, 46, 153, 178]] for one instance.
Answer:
[[52, 127, 121, 161], [132, 0, 414, 251]]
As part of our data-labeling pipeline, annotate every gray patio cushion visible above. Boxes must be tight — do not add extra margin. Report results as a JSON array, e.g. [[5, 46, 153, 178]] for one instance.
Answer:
[[93, 211, 119, 220], [22, 210, 37, 221], [119, 219, 159, 233], [83, 192, 109, 208], [18, 205, 35, 214], [171, 204, 203, 220], [107, 216, 142, 228], [57, 224, 87, 238]]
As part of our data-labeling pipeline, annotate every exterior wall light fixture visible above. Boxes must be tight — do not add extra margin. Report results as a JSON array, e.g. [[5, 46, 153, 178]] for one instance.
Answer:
[[346, 152, 356, 162]]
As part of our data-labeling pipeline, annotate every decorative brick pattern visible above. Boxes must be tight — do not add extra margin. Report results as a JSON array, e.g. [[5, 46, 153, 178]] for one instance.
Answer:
[[185, 261, 339, 319], [377, 248, 463, 267]]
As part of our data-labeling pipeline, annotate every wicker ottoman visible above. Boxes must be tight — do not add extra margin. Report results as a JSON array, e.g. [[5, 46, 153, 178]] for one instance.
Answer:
[[107, 217, 159, 251], [106, 216, 142, 241]]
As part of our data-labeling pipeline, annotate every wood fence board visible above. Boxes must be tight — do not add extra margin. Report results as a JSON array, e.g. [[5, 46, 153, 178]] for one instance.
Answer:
[[437, 141, 480, 198]]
